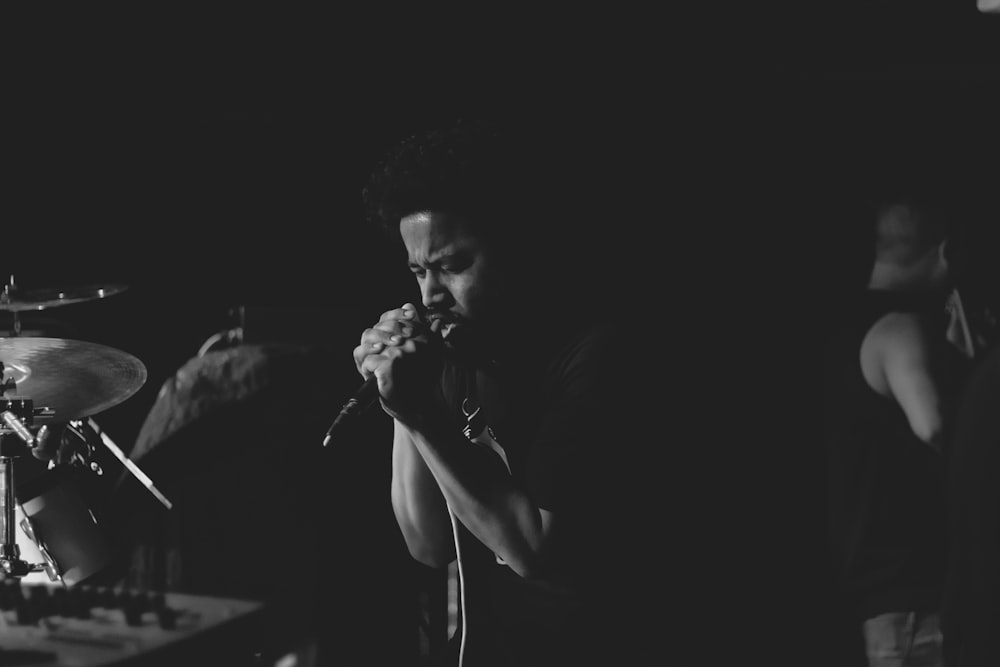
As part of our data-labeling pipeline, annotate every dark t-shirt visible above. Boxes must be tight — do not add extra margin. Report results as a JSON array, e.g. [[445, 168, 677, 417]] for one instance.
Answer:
[[435, 319, 636, 666], [942, 343, 1000, 667], [824, 289, 967, 620]]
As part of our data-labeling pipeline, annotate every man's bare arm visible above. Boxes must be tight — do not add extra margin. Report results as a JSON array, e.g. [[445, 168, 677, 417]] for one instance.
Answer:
[[391, 420, 456, 567], [876, 312, 950, 452]]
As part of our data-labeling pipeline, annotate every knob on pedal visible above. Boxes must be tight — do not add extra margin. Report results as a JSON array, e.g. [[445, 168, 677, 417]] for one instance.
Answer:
[[2, 581, 264, 663]]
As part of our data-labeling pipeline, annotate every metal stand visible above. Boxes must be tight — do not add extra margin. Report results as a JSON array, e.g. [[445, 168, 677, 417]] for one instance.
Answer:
[[0, 401, 48, 580], [61, 418, 173, 511], [1, 274, 23, 336]]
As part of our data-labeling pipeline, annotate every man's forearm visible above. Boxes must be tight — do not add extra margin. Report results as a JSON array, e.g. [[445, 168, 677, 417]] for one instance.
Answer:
[[403, 416, 550, 578], [391, 420, 455, 567]]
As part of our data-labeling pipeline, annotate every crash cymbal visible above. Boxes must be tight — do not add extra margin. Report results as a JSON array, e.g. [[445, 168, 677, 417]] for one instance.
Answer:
[[0, 337, 146, 424], [0, 284, 128, 312]]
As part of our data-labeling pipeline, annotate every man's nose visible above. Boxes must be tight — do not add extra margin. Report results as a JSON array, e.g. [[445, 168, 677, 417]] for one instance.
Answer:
[[420, 272, 447, 309]]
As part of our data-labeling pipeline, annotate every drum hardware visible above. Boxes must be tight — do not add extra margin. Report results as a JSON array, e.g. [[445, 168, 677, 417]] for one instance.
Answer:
[[16, 502, 63, 582], [1, 397, 52, 579], [61, 417, 174, 510], [47, 419, 122, 478], [0, 337, 153, 581]]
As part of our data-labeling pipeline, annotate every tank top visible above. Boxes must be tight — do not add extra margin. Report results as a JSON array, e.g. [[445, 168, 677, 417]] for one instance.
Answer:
[[823, 289, 961, 620]]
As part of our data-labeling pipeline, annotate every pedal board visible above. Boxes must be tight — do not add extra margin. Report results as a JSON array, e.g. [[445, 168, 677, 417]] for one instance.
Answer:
[[0, 579, 265, 666]]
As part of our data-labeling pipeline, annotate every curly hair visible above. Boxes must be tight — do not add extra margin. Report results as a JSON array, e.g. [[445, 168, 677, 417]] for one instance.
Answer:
[[362, 118, 545, 246]]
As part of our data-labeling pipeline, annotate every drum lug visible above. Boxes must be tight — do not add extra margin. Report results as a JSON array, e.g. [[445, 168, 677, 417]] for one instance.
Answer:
[[18, 516, 63, 582]]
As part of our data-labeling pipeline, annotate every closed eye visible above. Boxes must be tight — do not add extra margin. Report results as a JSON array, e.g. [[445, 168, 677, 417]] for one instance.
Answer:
[[439, 258, 471, 274]]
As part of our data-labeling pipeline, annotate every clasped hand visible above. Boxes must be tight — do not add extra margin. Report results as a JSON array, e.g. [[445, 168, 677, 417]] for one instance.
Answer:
[[353, 303, 445, 423]]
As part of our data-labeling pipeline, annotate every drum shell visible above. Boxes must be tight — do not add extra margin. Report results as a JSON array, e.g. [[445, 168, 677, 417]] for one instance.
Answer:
[[16, 464, 115, 585]]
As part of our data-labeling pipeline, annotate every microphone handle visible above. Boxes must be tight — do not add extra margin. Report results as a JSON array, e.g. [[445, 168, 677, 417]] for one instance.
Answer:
[[322, 378, 379, 447], [323, 317, 448, 447]]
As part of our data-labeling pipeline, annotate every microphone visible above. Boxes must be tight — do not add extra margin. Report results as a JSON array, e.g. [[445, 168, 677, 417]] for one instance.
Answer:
[[322, 376, 380, 447], [322, 312, 453, 447]]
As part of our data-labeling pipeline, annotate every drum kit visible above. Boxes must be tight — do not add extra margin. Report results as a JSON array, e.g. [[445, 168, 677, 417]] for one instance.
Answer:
[[0, 275, 158, 585]]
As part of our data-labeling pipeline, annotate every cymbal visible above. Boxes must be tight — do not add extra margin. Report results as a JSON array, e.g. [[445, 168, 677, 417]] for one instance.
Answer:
[[0, 284, 128, 312], [0, 337, 147, 424]]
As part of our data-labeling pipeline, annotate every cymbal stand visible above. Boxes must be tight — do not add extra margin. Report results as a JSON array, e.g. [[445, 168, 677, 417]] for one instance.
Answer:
[[0, 398, 50, 580], [58, 418, 173, 511], [1, 274, 23, 337]]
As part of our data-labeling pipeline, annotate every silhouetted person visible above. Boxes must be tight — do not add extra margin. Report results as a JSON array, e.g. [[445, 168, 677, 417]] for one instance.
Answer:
[[824, 193, 971, 667]]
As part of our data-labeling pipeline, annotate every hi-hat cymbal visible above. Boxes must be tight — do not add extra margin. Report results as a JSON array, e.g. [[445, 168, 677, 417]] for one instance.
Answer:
[[0, 337, 147, 424], [0, 284, 128, 312]]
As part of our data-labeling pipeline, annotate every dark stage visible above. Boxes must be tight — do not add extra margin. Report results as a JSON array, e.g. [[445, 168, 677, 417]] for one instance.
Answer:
[[2, 6, 1000, 667]]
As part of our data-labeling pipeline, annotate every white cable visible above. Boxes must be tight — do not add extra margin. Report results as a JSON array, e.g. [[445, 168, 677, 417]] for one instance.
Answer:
[[448, 506, 467, 667], [447, 414, 511, 666]]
